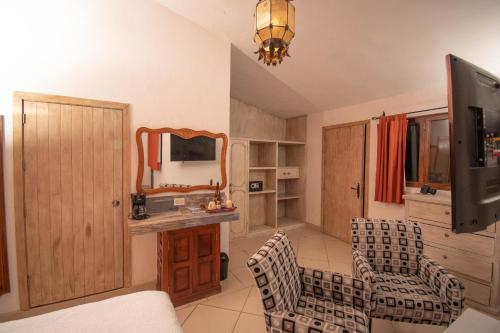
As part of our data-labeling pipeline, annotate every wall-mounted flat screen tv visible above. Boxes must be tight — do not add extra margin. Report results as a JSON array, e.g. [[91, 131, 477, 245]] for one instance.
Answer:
[[447, 54, 500, 233], [170, 134, 216, 161]]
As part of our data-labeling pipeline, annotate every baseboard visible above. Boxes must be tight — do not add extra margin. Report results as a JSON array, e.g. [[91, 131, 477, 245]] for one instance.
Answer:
[[0, 280, 157, 323], [304, 222, 322, 232]]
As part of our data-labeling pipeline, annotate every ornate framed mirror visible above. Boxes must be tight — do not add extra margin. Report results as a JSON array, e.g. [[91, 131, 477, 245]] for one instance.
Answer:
[[136, 127, 228, 194]]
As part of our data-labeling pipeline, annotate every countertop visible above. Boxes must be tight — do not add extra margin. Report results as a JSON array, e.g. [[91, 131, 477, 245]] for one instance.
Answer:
[[128, 209, 240, 235]]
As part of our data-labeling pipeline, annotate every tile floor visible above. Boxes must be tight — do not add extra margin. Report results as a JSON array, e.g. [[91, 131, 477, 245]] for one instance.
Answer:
[[175, 226, 446, 333]]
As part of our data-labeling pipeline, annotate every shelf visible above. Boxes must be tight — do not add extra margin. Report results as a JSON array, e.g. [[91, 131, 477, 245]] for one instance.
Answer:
[[277, 194, 301, 201], [249, 167, 276, 171], [277, 217, 304, 228], [249, 190, 276, 195], [231, 138, 305, 146], [278, 140, 306, 145]]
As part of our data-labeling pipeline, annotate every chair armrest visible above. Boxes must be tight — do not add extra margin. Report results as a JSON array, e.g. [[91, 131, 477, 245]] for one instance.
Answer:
[[418, 255, 465, 322], [299, 266, 371, 316], [265, 310, 368, 333], [352, 250, 375, 284]]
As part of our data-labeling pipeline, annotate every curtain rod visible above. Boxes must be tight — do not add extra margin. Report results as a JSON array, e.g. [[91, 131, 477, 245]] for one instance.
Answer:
[[371, 106, 448, 121]]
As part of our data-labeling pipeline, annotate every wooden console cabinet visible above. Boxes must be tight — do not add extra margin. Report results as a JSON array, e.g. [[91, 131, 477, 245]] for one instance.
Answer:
[[157, 223, 221, 306], [404, 193, 500, 314]]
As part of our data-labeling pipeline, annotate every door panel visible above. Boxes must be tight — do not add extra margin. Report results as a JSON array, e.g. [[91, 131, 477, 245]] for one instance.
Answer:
[[322, 124, 366, 243], [193, 224, 219, 293], [230, 140, 248, 188], [23, 102, 124, 307], [230, 140, 248, 238], [168, 230, 193, 299], [230, 189, 247, 236]]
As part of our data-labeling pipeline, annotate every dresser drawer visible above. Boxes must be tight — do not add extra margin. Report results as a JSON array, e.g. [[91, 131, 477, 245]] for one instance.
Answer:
[[420, 223, 495, 257], [461, 275, 491, 306], [277, 167, 299, 179], [424, 245, 493, 282], [407, 200, 451, 225]]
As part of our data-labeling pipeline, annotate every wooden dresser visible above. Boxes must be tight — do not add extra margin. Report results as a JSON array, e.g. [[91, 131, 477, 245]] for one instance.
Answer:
[[157, 224, 221, 307], [404, 193, 500, 314]]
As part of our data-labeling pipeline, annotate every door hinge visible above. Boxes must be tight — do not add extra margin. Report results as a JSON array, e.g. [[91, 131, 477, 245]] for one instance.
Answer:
[[23, 206, 26, 219], [22, 113, 26, 125], [22, 160, 26, 171], [26, 275, 30, 289]]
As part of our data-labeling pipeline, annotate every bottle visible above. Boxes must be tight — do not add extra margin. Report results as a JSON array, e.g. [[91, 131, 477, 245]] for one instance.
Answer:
[[214, 182, 221, 207]]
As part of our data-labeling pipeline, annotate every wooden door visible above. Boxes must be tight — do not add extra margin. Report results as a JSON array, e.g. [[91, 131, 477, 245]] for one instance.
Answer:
[[229, 139, 248, 238], [0, 116, 9, 296], [192, 224, 220, 293], [322, 123, 367, 243], [22, 101, 125, 307]]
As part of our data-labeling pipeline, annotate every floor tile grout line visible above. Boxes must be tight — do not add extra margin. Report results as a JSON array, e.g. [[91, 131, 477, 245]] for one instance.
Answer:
[[230, 287, 253, 333], [198, 287, 252, 314], [180, 303, 198, 327], [323, 234, 335, 272]]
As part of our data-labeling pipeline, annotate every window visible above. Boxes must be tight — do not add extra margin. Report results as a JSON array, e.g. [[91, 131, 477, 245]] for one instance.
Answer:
[[405, 113, 451, 190]]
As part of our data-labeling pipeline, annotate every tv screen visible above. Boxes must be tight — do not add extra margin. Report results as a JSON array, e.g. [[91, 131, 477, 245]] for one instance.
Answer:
[[446, 54, 500, 233], [170, 134, 216, 161]]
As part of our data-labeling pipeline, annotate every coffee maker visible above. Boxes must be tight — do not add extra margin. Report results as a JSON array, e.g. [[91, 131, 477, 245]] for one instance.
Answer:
[[131, 193, 148, 220]]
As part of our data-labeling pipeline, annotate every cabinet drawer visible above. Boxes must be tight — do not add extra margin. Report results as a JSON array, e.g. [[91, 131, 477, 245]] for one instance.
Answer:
[[277, 167, 299, 179], [461, 276, 491, 306], [424, 245, 493, 282], [407, 200, 451, 225], [420, 223, 494, 257]]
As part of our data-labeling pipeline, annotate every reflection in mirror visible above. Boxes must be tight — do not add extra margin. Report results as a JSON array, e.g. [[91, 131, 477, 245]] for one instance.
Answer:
[[142, 132, 223, 191], [429, 119, 450, 184]]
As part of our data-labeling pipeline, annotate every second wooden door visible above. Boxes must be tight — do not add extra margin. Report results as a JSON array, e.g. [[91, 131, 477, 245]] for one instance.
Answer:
[[322, 123, 367, 243]]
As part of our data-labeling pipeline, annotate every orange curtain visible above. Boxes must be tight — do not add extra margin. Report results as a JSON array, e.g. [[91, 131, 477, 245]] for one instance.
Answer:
[[375, 114, 408, 204], [148, 133, 161, 171]]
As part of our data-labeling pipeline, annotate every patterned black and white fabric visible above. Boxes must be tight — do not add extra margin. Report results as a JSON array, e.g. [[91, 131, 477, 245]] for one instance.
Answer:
[[351, 218, 423, 275], [351, 218, 465, 327], [247, 231, 371, 333]]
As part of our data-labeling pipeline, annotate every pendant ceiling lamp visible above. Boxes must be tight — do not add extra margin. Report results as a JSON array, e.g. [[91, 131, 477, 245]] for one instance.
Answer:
[[253, 0, 295, 66]]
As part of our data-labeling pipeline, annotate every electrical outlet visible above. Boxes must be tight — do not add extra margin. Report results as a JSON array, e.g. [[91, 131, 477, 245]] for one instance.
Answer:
[[174, 197, 185, 206]]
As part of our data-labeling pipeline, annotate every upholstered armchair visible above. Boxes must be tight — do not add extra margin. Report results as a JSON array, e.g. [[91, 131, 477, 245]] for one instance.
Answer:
[[351, 218, 464, 327], [247, 231, 372, 333]]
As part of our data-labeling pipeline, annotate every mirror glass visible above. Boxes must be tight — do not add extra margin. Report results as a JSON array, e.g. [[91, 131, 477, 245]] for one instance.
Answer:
[[138, 130, 226, 193], [428, 119, 450, 184]]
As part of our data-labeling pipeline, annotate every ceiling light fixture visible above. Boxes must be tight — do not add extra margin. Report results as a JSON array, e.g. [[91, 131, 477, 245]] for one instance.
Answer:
[[253, 0, 295, 66]]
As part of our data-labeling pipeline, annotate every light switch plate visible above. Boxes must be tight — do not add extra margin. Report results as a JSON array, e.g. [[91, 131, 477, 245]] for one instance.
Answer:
[[174, 197, 186, 206]]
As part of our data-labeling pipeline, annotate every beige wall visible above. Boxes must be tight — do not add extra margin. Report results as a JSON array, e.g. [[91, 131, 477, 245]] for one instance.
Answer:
[[0, 0, 231, 312], [230, 98, 287, 140], [306, 85, 451, 227]]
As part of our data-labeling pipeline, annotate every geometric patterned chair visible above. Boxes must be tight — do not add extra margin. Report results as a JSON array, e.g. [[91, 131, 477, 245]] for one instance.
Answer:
[[351, 218, 465, 327], [247, 231, 372, 333]]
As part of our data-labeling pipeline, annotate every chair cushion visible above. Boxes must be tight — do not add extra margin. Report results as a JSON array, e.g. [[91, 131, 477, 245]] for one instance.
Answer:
[[372, 272, 451, 325], [293, 294, 369, 333], [351, 218, 424, 275]]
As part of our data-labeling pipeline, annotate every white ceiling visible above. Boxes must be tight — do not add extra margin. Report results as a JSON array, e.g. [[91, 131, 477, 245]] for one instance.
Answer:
[[157, 0, 500, 117]]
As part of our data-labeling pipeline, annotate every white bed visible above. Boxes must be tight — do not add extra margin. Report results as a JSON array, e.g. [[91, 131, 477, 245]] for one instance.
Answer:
[[0, 291, 182, 333]]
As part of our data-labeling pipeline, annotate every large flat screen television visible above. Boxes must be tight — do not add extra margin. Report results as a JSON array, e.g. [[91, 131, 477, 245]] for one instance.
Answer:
[[447, 54, 500, 233], [170, 134, 216, 162]]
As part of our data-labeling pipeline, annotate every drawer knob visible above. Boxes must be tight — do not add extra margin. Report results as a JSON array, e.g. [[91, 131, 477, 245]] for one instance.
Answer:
[[443, 255, 448, 260], [445, 211, 450, 215], [444, 233, 450, 238]]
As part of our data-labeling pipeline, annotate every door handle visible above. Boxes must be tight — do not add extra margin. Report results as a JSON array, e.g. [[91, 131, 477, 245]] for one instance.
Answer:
[[350, 183, 360, 199], [112, 200, 120, 207]]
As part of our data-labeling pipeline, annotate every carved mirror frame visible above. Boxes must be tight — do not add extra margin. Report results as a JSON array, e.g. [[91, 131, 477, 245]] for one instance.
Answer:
[[136, 127, 228, 194]]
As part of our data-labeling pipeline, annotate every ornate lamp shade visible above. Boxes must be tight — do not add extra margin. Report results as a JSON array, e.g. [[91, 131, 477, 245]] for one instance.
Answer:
[[254, 0, 295, 66]]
